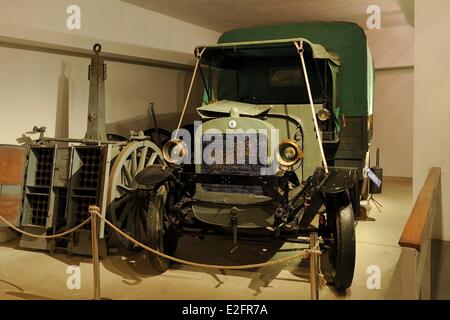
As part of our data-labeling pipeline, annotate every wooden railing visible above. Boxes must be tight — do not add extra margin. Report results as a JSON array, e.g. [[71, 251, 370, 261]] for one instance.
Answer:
[[398, 167, 441, 299]]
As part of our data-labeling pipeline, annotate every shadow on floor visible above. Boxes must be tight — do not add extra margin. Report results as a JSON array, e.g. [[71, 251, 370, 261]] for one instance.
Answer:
[[1, 275, 55, 300], [4, 291, 55, 300], [0, 232, 347, 298]]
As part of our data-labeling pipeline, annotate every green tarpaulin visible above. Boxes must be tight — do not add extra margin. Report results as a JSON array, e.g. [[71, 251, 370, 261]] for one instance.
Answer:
[[198, 38, 339, 110], [217, 22, 374, 117]]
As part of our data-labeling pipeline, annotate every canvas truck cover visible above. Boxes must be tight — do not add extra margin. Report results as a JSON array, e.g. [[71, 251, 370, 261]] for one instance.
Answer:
[[197, 38, 341, 120], [218, 22, 374, 117]]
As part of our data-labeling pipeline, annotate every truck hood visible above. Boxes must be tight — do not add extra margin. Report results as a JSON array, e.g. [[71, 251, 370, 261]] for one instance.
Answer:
[[197, 100, 271, 118]]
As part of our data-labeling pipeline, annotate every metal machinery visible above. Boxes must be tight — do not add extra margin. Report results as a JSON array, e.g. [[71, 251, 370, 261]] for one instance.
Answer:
[[0, 44, 163, 256], [18, 144, 109, 255]]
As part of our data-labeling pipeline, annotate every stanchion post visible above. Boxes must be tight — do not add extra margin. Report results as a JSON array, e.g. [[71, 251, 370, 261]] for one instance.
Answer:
[[309, 232, 319, 300], [90, 206, 101, 300]]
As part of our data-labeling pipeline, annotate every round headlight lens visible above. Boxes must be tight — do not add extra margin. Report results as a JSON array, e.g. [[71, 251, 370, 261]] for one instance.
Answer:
[[276, 140, 303, 168], [317, 108, 331, 122], [282, 146, 297, 161], [162, 139, 188, 165]]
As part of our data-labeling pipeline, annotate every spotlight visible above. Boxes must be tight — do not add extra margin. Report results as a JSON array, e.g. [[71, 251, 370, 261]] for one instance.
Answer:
[[276, 139, 303, 168], [317, 108, 331, 122], [162, 139, 188, 165]]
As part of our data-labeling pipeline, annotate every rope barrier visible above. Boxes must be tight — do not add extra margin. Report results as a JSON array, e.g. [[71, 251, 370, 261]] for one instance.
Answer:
[[0, 208, 323, 271], [0, 206, 326, 299], [0, 215, 92, 239], [88, 206, 322, 271]]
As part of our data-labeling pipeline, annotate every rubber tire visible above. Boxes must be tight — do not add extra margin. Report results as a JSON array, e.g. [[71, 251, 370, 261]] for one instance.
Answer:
[[332, 204, 356, 290], [349, 178, 361, 220], [146, 185, 178, 273]]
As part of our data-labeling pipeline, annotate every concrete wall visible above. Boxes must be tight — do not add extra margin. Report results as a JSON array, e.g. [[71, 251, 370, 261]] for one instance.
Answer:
[[0, 0, 220, 60], [366, 25, 414, 69], [0, 46, 202, 145], [414, 0, 450, 241], [371, 67, 414, 177], [365, 25, 414, 177], [0, 0, 218, 144]]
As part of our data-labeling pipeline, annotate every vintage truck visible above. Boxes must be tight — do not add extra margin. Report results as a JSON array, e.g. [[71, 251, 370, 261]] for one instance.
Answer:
[[0, 22, 375, 292], [125, 22, 376, 291]]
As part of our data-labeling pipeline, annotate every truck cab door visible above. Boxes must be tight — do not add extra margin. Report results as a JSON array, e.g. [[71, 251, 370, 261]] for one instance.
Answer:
[[0, 145, 27, 226]]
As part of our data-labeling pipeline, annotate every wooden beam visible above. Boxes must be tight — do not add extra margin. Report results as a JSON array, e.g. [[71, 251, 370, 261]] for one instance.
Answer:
[[375, 65, 414, 72], [399, 167, 441, 250], [0, 35, 193, 71]]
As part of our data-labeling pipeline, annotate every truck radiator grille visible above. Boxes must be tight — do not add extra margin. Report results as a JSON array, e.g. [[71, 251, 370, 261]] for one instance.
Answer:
[[200, 133, 269, 194]]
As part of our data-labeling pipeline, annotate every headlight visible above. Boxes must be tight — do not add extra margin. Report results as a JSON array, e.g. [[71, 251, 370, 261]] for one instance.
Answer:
[[276, 139, 303, 168], [162, 139, 188, 165], [317, 108, 331, 122]]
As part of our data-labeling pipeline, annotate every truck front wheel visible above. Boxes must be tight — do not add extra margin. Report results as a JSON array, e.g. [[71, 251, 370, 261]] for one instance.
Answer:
[[324, 200, 356, 291], [146, 184, 178, 272]]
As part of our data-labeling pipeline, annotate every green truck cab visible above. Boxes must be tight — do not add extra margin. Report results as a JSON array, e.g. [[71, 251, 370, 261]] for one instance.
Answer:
[[138, 22, 375, 291]]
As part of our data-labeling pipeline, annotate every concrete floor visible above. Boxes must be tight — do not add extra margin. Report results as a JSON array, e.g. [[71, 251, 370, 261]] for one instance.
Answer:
[[0, 177, 414, 300]]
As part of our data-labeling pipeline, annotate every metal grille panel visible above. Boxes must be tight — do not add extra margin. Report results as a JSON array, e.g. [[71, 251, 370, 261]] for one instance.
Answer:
[[68, 147, 103, 230], [28, 194, 48, 226], [34, 148, 53, 186], [201, 133, 268, 194]]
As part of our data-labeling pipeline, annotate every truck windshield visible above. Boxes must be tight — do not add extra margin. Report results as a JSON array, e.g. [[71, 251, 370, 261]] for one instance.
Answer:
[[199, 47, 332, 105]]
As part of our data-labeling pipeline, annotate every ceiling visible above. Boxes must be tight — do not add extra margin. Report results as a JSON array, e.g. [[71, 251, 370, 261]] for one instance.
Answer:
[[123, 0, 409, 33]]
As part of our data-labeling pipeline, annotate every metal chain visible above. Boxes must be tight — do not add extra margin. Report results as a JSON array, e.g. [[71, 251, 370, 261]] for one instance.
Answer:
[[0, 215, 92, 239]]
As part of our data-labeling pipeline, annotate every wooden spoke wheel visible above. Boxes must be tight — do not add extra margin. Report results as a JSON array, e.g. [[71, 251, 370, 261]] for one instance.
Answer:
[[107, 141, 163, 249]]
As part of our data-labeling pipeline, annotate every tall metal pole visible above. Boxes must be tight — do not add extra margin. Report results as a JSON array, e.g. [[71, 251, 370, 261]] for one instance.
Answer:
[[90, 207, 101, 300], [85, 43, 107, 141], [309, 232, 319, 300], [149, 102, 162, 147]]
